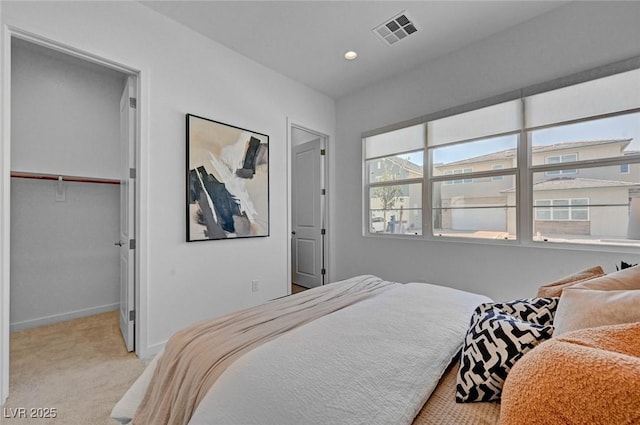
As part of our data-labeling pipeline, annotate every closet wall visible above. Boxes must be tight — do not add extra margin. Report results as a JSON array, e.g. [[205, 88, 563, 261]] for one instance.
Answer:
[[10, 38, 126, 331]]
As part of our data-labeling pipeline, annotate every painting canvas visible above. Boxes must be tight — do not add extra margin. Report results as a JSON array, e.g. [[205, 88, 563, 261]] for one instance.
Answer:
[[187, 114, 269, 241]]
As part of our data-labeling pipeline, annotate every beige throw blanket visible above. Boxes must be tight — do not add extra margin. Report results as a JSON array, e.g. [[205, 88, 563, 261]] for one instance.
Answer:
[[132, 275, 394, 425]]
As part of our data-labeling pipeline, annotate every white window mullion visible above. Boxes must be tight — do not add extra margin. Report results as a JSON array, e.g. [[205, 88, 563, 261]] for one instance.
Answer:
[[424, 128, 433, 239], [519, 97, 532, 244], [362, 140, 370, 235]]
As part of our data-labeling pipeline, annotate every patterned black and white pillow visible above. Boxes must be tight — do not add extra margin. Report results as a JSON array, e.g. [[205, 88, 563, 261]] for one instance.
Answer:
[[455, 298, 558, 403], [487, 297, 559, 325]]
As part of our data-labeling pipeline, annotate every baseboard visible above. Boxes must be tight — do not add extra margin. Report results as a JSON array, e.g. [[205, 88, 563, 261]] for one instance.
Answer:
[[144, 340, 167, 359], [10, 303, 119, 332]]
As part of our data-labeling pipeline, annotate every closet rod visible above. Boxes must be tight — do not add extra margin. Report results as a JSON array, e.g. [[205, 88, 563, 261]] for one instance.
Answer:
[[10, 171, 121, 185]]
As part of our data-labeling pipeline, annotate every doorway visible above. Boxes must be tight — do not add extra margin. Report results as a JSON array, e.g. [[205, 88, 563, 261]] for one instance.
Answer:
[[8, 36, 136, 346], [1, 32, 140, 402], [289, 125, 328, 289]]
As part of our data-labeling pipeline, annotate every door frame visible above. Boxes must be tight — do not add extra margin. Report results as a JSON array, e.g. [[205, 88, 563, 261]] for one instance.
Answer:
[[286, 119, 330, 293], [0, 26, 148, 404]]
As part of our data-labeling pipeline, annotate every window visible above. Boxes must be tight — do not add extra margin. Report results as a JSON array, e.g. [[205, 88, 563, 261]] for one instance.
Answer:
[[527, 67, 640, 245], [570, 199, 589, 221], [364, 124, 424, 236], [444, 168, 473, 184], [534, 200, 552, 221], [363, 62, 640, 247], [428, 102, 520, 240], [534, 198, 589, 221], [491, 164, 504, 181], [545, 154, 578, 175]]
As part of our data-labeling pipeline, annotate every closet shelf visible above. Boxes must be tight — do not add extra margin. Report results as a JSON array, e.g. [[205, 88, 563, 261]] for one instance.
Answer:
[[10, 171, 121, 185]]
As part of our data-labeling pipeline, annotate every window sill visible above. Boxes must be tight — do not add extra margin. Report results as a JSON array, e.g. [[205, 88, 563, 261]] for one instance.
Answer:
[[363, 231, 640, 254]]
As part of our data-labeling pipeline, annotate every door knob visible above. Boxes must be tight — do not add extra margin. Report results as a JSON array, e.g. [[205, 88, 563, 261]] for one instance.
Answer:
[[291, 231, 296, 235], [115, 241, 124, 247]]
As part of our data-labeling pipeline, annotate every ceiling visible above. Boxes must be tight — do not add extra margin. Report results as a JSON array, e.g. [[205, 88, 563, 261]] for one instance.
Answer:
[[142, 1, 568, 100]]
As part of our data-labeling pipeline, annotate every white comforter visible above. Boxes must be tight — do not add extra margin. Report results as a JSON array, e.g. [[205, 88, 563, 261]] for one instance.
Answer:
[[112, 277, 490, 425]]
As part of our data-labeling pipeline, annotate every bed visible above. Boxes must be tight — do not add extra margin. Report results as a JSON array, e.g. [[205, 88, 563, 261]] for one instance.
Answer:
[[113, 265, 640, 425], [111, 275, 499, 425]]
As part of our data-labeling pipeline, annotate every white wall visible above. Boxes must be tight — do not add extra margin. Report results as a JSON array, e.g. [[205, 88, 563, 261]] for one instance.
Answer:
[[11, 38, 125, 180], [0, 0, 335, 366], [333, 1, 640, 301], [10, 179, 120, 331]]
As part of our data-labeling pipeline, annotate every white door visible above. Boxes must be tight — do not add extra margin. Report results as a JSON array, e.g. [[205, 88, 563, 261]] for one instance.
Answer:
[[118, 77, 136, 352], [292, 139, 324, 288]]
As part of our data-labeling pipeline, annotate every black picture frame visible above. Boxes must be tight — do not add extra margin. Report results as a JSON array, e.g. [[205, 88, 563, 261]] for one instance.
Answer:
[[186, 114, 269, 241]]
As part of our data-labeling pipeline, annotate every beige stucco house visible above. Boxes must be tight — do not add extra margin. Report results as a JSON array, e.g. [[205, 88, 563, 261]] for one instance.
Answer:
[[434, 139, 639, 241]]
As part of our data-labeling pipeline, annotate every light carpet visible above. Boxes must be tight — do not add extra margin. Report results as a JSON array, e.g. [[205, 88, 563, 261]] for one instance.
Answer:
[[2, 311, 146, 424]]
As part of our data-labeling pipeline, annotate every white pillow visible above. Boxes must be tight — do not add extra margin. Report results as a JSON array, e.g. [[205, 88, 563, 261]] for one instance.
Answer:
[[553, 288, 640, 336]]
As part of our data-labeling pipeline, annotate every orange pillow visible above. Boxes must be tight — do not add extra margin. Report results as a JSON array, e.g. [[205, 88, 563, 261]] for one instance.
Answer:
[[535, 266, 604, 298], [500, 323, 640, 425]]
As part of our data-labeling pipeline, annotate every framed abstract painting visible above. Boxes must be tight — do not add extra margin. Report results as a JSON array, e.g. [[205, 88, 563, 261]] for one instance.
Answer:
[[186, 114, 269, 241]]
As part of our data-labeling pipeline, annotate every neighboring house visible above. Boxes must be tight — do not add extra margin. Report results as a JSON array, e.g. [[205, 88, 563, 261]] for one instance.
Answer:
[[368, 156, 423, 233], [434, 139, 640, 240]]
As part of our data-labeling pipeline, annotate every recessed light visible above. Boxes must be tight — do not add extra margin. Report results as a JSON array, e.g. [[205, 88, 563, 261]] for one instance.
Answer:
[[344, 51, 358, 60]]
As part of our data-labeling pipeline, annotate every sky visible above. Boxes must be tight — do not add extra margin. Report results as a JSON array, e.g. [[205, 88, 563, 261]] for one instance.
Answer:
[[531, 113, 639, 151], [402, 112, 639, 166]]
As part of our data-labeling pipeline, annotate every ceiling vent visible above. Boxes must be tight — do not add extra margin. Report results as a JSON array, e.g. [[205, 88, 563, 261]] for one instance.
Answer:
[[372, 11, 418, 46]]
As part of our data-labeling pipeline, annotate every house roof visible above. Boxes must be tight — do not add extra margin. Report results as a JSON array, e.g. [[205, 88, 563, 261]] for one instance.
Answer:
[[385, 156, 423, 176], [502, 177, 640, 193], [438, 139, 632, 168]]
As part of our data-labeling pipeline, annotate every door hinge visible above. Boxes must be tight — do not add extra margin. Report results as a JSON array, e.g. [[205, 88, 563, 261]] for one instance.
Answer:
[[129, 310, 135, 321], [321, 189, 326, 195], [321, 268, 326, 275], [130, 168, 136, 179], [321, 228, 326, 235], [129, 97, 137, 109], [129, 239, 136, 250], [320, 149, 326, 156]]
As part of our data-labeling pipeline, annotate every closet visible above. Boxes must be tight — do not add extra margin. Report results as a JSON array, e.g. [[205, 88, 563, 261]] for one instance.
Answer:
[[9, 38, 128, 335]]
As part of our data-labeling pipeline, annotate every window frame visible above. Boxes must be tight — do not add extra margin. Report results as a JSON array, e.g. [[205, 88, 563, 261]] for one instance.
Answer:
[[362, 55, 640, 251]]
